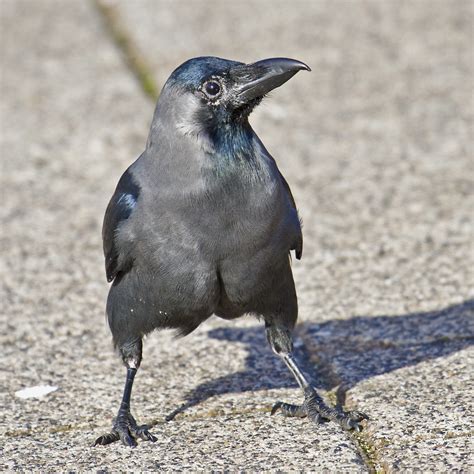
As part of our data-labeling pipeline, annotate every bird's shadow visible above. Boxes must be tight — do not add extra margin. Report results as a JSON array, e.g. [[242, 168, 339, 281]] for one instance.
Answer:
[[165, 299, 474, 420]]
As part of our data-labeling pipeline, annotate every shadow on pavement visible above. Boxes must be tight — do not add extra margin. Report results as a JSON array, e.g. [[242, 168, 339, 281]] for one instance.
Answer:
[[165, 299, 473, 420]]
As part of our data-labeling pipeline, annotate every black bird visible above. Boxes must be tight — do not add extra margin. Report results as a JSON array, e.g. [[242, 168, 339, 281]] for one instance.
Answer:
[[95, 57, 368, 447]]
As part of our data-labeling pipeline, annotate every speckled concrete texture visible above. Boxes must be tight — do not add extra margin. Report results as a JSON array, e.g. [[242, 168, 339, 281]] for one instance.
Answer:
[[1, 0, 473, 471], [299, 301, 474, 470]]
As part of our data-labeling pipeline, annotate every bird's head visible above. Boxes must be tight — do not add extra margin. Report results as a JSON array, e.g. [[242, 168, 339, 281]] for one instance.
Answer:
[[152, 56, 310, 144]]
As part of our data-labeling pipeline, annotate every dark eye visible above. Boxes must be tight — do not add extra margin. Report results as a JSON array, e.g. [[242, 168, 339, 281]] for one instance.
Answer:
[[204, 81, 221, 97]]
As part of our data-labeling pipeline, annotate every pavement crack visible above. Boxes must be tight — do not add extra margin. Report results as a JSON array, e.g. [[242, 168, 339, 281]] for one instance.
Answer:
[[5, 421, 99, 438], [92, 0, 159, 101], [296, 324, 389, 473], [5, 407, 272, 439]]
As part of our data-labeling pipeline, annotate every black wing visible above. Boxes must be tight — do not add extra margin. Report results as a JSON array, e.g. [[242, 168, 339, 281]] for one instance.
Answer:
[[280, 172, 303, 259], [102, 168, 140, 282]]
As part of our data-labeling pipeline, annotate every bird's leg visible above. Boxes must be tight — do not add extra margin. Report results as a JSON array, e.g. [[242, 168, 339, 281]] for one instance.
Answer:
[[266, 325, 368, 431], [94, 338, 157, 447]]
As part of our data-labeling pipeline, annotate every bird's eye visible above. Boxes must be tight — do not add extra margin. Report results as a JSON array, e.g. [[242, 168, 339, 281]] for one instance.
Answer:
[[204, 81, 221, 97]]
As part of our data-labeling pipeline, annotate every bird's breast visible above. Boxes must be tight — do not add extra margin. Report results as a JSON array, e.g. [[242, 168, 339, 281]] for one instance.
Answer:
[[193, 176, 292, 260], [136, 139, 297, 262]]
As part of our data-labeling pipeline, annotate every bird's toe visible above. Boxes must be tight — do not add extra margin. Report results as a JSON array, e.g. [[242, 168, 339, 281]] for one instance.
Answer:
[[118, 427, 138, 447], [133, 424, 158, 443], [271, 401, 307, 418], [93, 431, 120, 446], [347, 410, 369, 422], [270, 401, 284, 416], [339, 410, 369, 431]]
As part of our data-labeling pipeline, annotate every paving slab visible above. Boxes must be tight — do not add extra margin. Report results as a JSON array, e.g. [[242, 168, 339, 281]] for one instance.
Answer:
[[114, 0, 473, 318], [0, 0, 149, 469], [111, 0, 474, 470], [299, 301, 474, 470], [2, 0, 473, 471], [1, 0, 366, 471], [4, 411, 365, 471]]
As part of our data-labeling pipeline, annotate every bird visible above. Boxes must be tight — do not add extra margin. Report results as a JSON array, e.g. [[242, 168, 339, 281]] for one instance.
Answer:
[[94, 56, 368, 447]]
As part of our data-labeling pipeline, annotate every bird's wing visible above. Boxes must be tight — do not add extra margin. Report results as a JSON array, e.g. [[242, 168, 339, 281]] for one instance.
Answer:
[[102, 168, 140, 282], [279, 172, 303, 259]]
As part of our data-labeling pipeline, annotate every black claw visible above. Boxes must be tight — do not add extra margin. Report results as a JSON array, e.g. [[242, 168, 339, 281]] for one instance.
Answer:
[[338, 410, 369, 431], [144, 432, 158, 442], [120, 431, 137, 447], [94, 432, 120, 446], [350, 410, 369, 421], [308, 411, 324, 424], [271, 402, 283, 416], [136, 425, 157, 442], [339, 411, 369, 432]]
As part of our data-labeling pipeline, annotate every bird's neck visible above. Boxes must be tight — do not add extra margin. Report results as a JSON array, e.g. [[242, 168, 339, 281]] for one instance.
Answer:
[[210, 121, 255, 160], [146, 110, 274, 187], [203, 122, 274, 184]]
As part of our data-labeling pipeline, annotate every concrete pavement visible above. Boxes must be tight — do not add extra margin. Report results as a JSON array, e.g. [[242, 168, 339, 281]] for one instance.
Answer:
[[1, 0, 473, 471]]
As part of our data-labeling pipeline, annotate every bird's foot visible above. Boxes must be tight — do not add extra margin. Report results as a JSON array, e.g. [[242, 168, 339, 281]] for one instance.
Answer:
[[94, 408, 157, 447], [271, 386, 369, 432]]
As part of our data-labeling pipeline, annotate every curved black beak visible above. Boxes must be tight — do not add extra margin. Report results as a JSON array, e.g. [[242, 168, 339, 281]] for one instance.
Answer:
[[232, 58, 311, 102]]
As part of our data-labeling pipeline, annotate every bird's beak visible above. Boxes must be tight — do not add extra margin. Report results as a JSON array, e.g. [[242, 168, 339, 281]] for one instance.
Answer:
[[233, 58, 311, 102]]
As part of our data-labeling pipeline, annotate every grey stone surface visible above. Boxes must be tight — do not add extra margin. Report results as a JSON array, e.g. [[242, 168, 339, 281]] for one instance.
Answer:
[[1, 0, 148, 470], [1, 0, 360, 471], [116, 0, 473, 320], [113, 0, 474, 470], [299, 302, 474, 470], [349, 348, 474, 471], [1, 0, 473, 471], [4, 411, 364, 471]]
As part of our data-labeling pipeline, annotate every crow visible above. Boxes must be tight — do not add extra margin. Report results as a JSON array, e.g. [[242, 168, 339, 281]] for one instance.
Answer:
[[95, 56, 368, 447]]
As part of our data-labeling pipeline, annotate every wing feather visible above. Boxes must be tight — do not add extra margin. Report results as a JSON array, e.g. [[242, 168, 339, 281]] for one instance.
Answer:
[[279, 172, 303, 259], [102, 168, 140, 282]]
